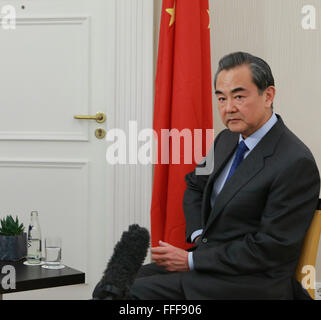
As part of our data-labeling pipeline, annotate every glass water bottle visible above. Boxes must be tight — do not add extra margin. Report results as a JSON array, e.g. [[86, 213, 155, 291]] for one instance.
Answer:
[[27, 211, 42, 264]]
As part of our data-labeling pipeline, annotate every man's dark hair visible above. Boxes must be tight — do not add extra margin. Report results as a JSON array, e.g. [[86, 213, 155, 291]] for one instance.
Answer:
[[214, 52, 275, 109]]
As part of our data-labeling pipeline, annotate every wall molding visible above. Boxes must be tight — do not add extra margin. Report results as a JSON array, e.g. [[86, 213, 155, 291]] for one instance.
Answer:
[[0, 157, 89, 276], [0, 16, 89, 25], [113, 0, 154, 243], [0, 131, 89, 142], [0, 15, 91, 142], [0, 158, 88, 168], [15, 16, 89, 25]]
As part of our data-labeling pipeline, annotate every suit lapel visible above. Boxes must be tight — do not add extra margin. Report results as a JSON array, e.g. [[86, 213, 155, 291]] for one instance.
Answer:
[[203, 115, 286, 232], [201, 132, 239, 224], [204, 149, 264, 231]]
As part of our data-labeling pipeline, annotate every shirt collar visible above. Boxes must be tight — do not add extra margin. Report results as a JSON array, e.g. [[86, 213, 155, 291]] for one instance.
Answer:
[[239, 112, 278, 151]]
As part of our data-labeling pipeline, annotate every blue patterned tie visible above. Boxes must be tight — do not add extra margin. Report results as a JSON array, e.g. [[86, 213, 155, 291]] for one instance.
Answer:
[[225, 140, 249, 182]]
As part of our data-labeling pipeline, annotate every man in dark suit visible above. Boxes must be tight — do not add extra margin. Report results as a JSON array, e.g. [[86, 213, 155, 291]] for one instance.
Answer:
[[130, 52, 320, 299]]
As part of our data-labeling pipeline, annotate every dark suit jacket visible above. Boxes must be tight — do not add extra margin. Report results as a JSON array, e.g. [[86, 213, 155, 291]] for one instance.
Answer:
[[182, 115, 320, 299]]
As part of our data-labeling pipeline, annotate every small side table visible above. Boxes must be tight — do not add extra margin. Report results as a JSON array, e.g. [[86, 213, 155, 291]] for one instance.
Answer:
[[0, 260, 85, 299]]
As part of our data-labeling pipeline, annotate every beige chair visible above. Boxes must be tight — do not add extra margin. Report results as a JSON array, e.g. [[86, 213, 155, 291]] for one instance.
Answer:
[[296, 199, 321, 299]]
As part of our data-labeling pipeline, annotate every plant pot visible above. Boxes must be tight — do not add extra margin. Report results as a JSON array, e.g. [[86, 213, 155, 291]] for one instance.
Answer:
[[0, 232, 27, 261]]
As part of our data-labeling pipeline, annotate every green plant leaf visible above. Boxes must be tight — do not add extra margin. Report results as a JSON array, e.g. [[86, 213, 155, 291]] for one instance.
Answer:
[[0, 214, 25, 236]]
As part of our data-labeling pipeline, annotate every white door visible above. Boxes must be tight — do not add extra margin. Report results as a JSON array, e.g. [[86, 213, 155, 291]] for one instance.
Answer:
[[0, 0, 125, 299]]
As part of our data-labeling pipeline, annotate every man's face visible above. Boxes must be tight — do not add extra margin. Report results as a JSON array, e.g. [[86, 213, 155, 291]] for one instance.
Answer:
[[215, 65, 275, 139]]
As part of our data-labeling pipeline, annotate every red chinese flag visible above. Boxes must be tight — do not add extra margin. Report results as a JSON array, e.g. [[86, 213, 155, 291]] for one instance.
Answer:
[[151, 0, 213, 249]]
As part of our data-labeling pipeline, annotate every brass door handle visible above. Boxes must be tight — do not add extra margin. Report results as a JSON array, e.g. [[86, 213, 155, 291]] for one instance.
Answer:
[[74, 112, 106, 123]]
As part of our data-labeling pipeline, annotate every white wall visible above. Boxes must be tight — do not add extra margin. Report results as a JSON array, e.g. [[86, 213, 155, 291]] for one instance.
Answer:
[[210, 0, 321, 176], [209, 0, 321, 281], [154, 0, 321, 281]]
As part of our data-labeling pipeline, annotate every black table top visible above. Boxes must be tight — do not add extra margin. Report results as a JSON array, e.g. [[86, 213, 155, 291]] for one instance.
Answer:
[[0, 259, 85, 294]]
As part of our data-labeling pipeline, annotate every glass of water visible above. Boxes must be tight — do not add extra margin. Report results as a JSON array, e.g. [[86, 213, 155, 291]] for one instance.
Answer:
[[42, 237, 64, 269]]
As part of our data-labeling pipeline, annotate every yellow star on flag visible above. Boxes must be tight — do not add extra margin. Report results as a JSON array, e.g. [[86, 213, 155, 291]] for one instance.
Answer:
[[166, 1, 176, 27], [207, 10, 210, 29]]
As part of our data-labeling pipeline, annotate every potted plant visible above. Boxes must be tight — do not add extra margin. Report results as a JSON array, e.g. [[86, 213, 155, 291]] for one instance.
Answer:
[[0, 215, 27, 261]]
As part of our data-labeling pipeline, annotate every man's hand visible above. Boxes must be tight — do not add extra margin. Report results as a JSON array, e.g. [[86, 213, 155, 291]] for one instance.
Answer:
[[151, 241, 189, 272]]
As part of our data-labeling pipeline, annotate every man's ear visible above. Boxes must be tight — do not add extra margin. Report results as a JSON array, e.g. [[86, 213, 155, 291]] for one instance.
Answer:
[[264, 86, 276, 108]]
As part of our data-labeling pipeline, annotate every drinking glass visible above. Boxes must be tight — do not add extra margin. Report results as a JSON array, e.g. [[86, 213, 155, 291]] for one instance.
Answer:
[[42, 237, 64, 269]]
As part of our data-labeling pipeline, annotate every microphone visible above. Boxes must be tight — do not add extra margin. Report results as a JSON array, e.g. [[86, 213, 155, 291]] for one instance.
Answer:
[[92, 224, 150, 300]]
